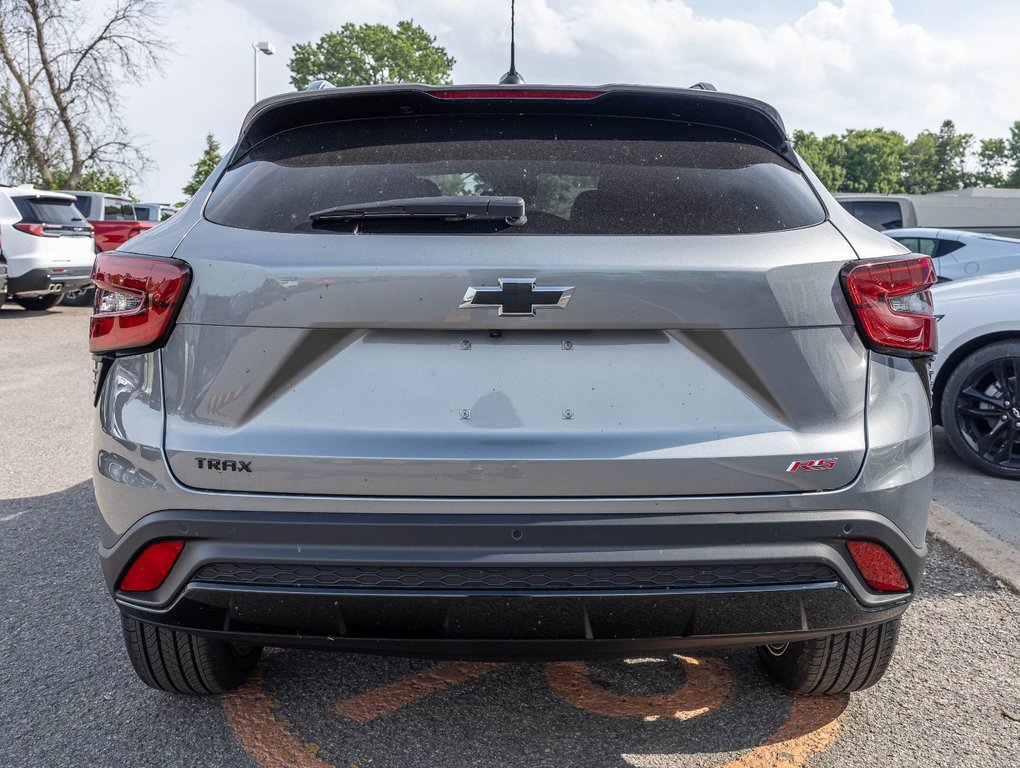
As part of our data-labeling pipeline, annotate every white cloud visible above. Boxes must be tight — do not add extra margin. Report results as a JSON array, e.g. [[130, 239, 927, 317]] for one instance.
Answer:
[[105, 0, 1020, 200]]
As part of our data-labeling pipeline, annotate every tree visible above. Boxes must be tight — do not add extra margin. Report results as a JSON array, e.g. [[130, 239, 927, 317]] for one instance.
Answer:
[[1005, 121, 1020, 187], [50, 167, 131, 196], [974, 138, 1009, 188], [0, 0, 165, 189], [288, 21, 455, 90], [840, 128, 907, 194], [181, 133, 221, 200], [792, 129, 846, 191], [901, 131, 939, 194], [932, 119, 973, 190]]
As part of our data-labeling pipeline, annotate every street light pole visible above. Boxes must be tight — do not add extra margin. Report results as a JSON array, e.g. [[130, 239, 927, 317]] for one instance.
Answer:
[[252, 41, 276, 103]]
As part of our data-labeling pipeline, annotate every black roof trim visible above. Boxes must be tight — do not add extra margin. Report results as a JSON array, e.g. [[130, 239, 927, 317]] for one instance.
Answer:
[[233, 83, 792, 164]]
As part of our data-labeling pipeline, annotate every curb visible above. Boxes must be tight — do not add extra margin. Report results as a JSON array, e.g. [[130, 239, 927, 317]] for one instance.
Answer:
[[928, 501, 1020, 594]]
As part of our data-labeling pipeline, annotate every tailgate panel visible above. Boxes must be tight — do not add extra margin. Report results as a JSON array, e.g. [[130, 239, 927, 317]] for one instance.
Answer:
[[163, 326, 867, 497]]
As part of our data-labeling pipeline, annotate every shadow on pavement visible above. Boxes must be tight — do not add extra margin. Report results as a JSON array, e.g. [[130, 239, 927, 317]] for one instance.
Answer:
[[220, 648, 849, 768]]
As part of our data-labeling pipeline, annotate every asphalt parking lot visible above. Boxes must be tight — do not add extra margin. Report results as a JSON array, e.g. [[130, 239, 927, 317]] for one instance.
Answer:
[[1, 305, 1018, 768]]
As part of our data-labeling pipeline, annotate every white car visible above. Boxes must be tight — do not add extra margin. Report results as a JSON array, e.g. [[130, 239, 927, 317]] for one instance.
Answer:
[[884, 227, 1020, 282], [0, 186, 95, 310], [931, 269, 1020, 478]]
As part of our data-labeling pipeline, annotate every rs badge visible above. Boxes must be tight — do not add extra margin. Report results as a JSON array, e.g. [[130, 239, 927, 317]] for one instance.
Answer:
[[786, 458, 838, 472]]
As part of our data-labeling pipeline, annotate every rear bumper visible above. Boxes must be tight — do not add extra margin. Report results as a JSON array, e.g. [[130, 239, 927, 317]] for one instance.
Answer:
[[7, 267, 92, 297], [104, 508, 922, 658]]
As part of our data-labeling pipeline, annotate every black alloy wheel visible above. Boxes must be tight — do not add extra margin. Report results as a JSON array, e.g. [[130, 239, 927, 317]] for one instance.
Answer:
[[941, 342, 1020, 479]]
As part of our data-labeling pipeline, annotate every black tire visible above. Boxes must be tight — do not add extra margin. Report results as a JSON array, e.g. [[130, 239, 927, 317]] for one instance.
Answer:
[[939, 341, 1020, 480], [120, 615, 262, 694], [61, 286, 96, 307], [757, 618, 901, 694], [15, 294, 62, 311]]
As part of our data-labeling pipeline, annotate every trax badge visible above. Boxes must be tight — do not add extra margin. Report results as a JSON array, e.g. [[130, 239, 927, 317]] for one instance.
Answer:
[[786, 458, 837, 472], [195, 457, 252, 472]]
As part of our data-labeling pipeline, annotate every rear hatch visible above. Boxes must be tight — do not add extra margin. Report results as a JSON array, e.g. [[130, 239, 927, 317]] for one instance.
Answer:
[[161, 86, 867, 498], [10, 193, 94, 265]]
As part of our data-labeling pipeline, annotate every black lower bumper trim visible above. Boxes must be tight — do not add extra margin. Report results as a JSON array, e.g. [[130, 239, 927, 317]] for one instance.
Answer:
[[118, 581, 906, 659], [192, 561, 838, 591], [8, 267, 92, 296], [104, 507, 922, 657]]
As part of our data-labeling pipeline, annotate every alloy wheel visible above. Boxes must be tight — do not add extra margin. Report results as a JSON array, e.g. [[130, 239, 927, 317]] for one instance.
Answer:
[[954, 357, 1020, 470]]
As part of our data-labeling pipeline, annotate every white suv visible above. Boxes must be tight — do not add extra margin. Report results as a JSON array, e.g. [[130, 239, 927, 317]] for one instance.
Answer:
[[0, 186, 95, 310]]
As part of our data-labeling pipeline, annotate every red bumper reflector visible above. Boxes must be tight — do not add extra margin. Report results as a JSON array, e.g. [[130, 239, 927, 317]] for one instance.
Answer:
[[847, 540, 909, 592], [119, 540, 184, 592], [428, 89, 604, 100]]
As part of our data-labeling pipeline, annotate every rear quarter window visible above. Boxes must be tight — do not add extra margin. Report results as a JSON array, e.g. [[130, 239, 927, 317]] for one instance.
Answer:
[[103, 198, 138, 221], [206, 115, 825, 236], [134, 205, 157, 222]]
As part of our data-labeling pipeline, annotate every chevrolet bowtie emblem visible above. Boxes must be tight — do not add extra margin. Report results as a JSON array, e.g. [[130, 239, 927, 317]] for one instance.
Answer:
[[460, 278, 575, 317]]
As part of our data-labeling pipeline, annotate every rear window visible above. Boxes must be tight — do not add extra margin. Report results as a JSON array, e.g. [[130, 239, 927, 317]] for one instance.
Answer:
[[13, 197, 88, 225], [206, 115, 825, 235], [103, 197, 137, 221], [134, 204, 157, 222], [72, 195, 93, 218]]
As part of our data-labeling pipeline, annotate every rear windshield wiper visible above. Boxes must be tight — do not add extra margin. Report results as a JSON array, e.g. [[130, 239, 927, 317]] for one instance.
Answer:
[[309, 195, 527, 226]]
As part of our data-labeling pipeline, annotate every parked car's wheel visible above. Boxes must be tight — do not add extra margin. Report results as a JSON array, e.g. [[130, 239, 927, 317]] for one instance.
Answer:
[[120, 615, 262, 694], [757, 618, 901, 693], [15, 294, 62, 311], [940, 341, 1020, 480], [61, 286, 96, 307]]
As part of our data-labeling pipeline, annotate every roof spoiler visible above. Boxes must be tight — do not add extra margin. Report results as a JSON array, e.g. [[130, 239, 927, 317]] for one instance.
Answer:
[[232, 84, 794, 166]]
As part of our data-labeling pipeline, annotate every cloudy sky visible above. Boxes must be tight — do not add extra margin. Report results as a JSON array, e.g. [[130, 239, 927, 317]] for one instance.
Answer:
[[110, 0, 1020, 202]]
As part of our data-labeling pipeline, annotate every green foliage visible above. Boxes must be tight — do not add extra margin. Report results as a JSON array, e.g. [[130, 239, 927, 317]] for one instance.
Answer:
[[793, 119, 1020, 194], [901, 131, 939, 194], [289, 21, 455, 90], [181, 133, 222, 200], [47, 167, 132, 196], [975, 138, 1009, 187], [1006, 121, 1020, 187], [841, 129, 907, 193], [791, 130, 846, 191], [933, 120, 973, 190]]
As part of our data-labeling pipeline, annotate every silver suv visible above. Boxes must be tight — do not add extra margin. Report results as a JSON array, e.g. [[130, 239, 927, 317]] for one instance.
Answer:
[[92, 83, 936, 696]]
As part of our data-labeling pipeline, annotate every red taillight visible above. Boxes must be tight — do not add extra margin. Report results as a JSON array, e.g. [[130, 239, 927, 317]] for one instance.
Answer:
[[847, 540, 910, 592], [89, 252, 191, 355], [119, 540, 184, 592], [841, 256, 937, 357], [13, 222, 57, 237], [428, 88, 604, 100]]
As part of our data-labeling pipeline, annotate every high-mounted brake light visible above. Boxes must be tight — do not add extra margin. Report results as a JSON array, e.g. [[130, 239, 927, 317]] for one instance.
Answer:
[[428, 89, 604, 100], [840, 256, 937, 357], [847, 540, 910, 592], [119, 540, 184, 592], [13, 222, 57, 237], [89, 252, 191, 355]]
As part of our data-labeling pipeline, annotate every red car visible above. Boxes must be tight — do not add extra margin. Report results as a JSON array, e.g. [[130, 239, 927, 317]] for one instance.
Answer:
[[57, 191, 155, 305]]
